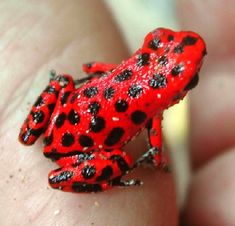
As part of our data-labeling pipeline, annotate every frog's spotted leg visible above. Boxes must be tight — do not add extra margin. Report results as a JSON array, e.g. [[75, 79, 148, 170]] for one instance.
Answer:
[[18, 75, 75, 145], [48, 149, 141, 193], [133, 116, 169, 171]]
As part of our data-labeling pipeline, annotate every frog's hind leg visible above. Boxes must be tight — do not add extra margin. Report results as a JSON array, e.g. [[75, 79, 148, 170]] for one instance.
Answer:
[[48, 149, 141, 193]]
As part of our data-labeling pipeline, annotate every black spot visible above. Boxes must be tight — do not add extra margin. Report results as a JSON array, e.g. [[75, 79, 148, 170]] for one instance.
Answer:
[[61, 132, 75, 147], [20, 132, 30, 144], [184, 73, 199, 91], [34, 96, 44, 107], [148, 38, 161, 50], [171, 64, 184, 76], [81, 165, 96, 179], [168, 35, 174, 41], [29, 127, 44, 137], [86, 62, 93, 69], [90, 116, 105, 133], [68, 109, 80, 125], [79, 135, 94, 147], [174, 44, 184, 53], [131, 110, 147, 125], [83, 87, 98, 98], [202, 48, 207, 57], [44, 150, 93, 161], [20, 127, 44, 144], [72, 182, 102, 193], [20, 129, 32, 144], [158, 55, 168, 65], [70, 93, 79, 103], [105, 127, 124, 146], [104, 87, 115, 99], [182, 36, 198, 46], [110, 155, 129, 172], [48, 104, 55, 114], [88, 102, 100, 115], [137, 53, 150, 66], [114, 69, 133, 82], [55, 113, 66, 128], [32, 110, 45, 124], [60, 91, 71, 105], [44, 85, 58, 95], [115, 100, 128, 112], [75, 152, 94, 165], [49, 171, 74, 184], [104, 149, 113, 152], [128, 85, 143, 98], [149, 73, 167, 89], [96, 166, 113, 181], [43, 133, 53, 146]]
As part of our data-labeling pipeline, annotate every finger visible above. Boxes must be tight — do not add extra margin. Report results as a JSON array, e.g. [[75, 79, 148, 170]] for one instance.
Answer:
[[176, 0, 235, 58], [176, 0, 235, 168], [0, 1, 177, 225], [181, 147, 235, 226]]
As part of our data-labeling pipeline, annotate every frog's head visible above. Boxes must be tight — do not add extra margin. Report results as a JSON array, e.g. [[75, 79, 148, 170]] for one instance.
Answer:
[[142, 28, 207, 102]]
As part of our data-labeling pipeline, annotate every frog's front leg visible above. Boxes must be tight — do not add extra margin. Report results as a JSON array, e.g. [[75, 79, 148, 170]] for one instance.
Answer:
[[82, 62, 117, 74], [134, 115, 169, 170], [48, 149, 141, 193], [72, 62, 117, 85], [19, 74, 75, 145]]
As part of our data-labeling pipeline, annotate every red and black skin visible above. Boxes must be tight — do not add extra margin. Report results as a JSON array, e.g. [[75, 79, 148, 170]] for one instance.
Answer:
[[19, 28, 206, 193]]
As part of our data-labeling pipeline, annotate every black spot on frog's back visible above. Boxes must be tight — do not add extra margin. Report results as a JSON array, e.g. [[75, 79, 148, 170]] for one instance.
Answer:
[[105, 127, 125, 146], [114, 69, 133, 82]]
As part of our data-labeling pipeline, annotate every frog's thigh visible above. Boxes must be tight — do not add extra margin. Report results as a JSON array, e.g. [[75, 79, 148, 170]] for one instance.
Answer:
[[48, 149, 133, 193]]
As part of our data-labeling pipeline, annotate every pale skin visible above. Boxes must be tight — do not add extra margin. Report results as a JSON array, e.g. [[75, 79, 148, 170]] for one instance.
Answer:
[[178, 1, 235, 225], [0, 1, 234, 226]]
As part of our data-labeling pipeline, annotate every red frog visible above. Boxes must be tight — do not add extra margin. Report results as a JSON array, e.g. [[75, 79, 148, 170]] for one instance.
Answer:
[[19, 28, 206, 193]]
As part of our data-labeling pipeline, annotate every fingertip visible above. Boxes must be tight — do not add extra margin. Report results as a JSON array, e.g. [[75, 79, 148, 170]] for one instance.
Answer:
[[181, 147, 235, 226]]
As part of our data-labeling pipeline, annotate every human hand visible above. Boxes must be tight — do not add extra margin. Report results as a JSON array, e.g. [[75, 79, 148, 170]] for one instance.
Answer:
[[0, 1, 177, 225], [1, 1, 233, 225], [177, 1, 235, 225]]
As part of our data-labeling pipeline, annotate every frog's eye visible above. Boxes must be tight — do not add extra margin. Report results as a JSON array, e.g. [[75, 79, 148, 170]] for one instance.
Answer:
[[184, 73, 199, 91]]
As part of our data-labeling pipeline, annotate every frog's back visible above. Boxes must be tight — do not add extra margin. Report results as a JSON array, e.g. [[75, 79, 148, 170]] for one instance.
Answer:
[[43, 62, 153, 155], [43, 28, 206, 156]]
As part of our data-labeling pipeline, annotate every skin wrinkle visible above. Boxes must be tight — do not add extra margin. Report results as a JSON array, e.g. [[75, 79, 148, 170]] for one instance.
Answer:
[[0, 2, 104, 114], [0, 22, 98, 124]]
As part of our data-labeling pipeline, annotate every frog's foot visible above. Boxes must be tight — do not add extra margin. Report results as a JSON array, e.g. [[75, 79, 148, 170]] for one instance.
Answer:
[[48, 149, 141, 193], [133, 147, 170, 172], [110, 176, 143, 187]]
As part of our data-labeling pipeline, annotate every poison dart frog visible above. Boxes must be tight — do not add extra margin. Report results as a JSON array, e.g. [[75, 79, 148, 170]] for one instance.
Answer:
[[19, 28, 206, 193]]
